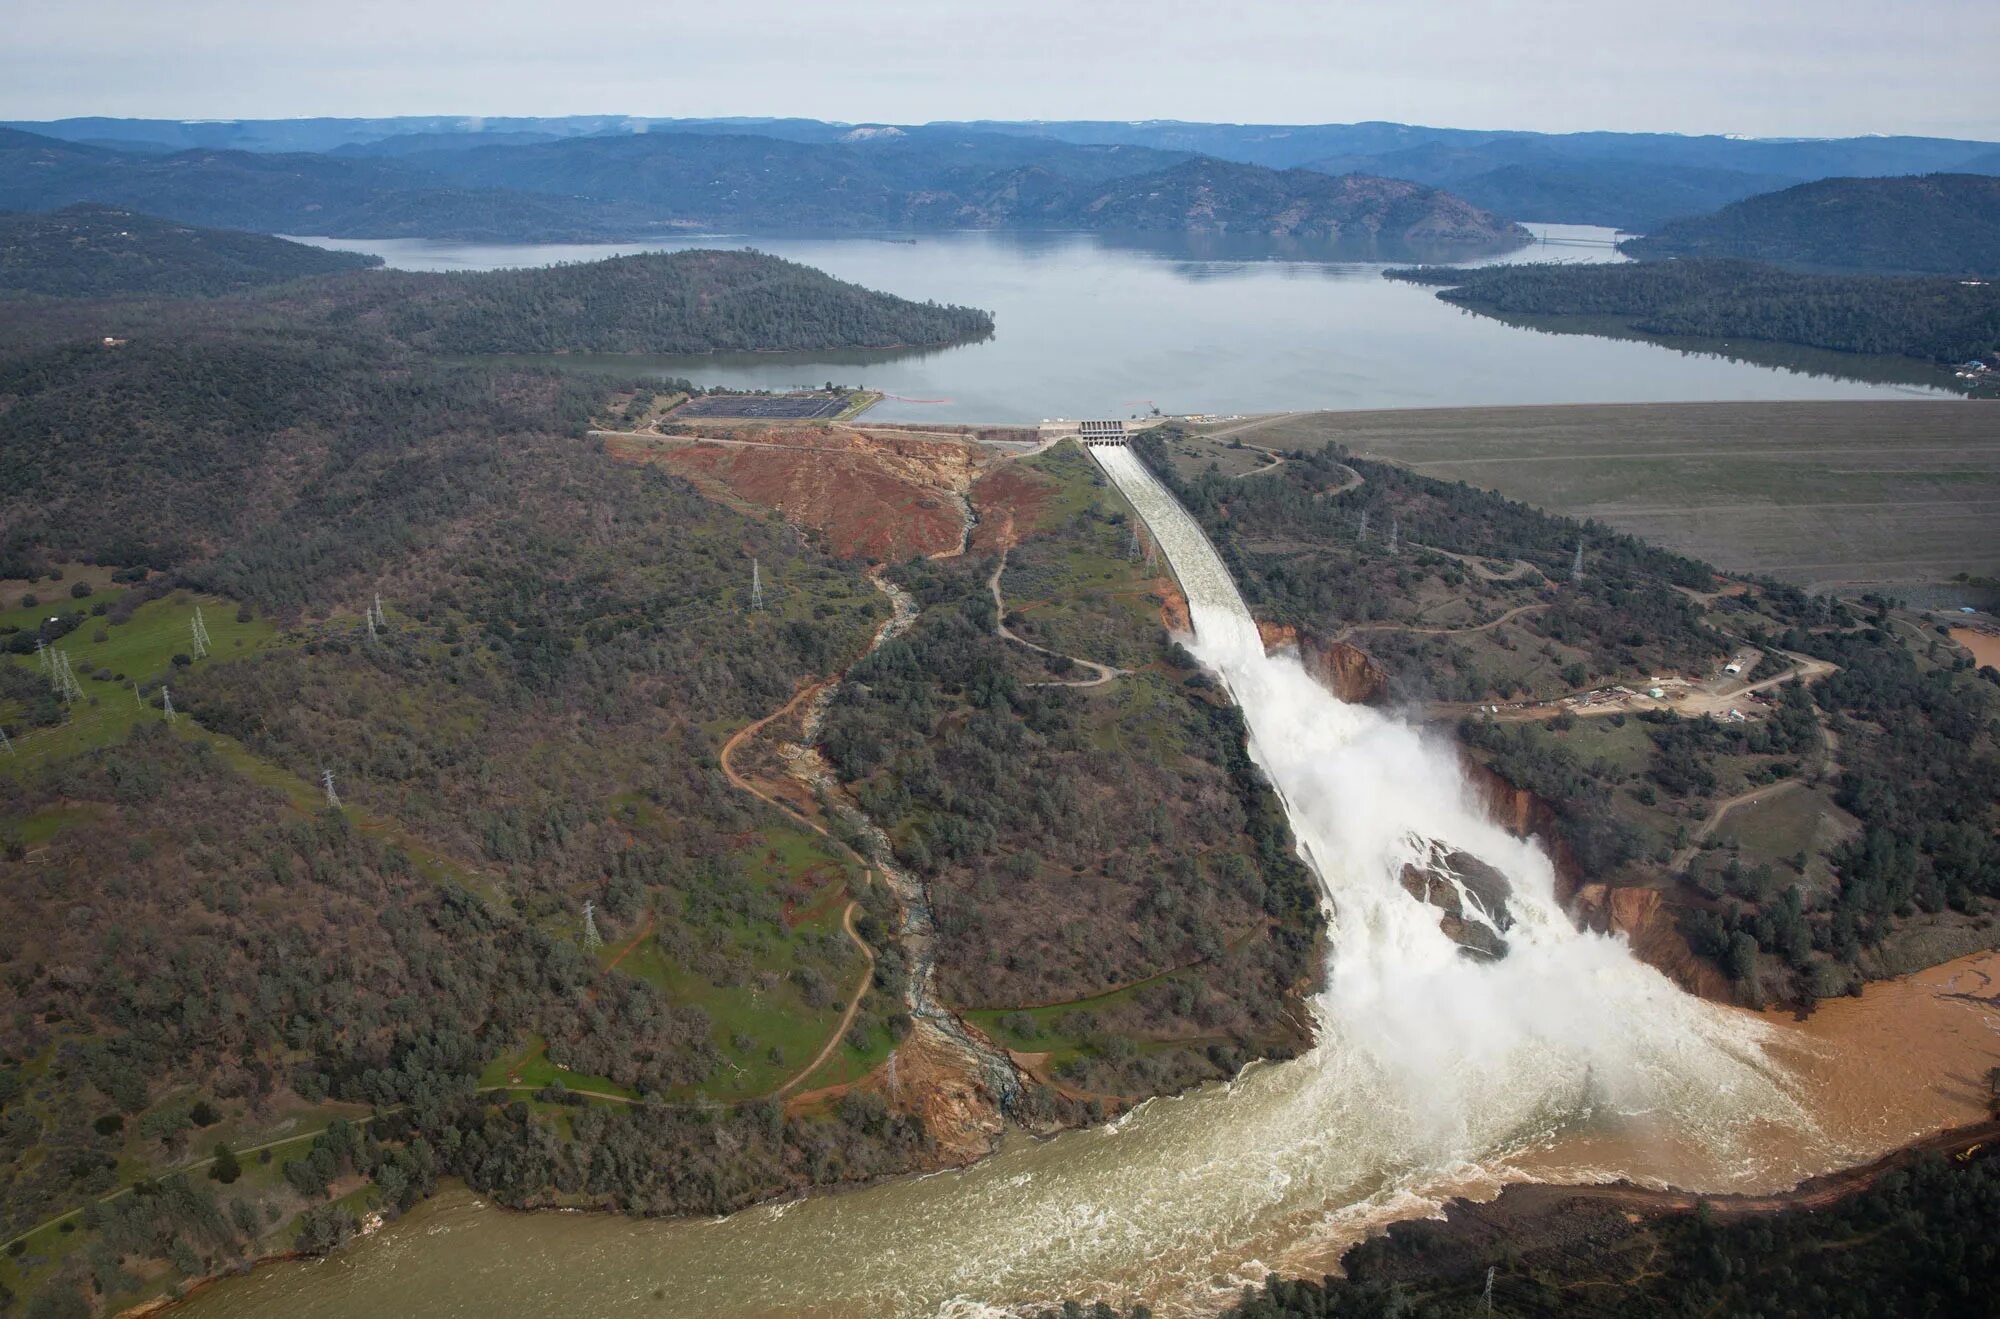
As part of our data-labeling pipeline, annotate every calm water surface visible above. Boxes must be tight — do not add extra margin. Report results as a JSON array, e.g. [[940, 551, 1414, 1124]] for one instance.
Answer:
[[299, 228, 1949, 421]]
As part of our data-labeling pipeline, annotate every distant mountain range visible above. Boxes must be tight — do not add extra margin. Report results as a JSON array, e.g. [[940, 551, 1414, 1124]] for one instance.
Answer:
[[10, 115, 1997, 232], [1620, 174, 2000, 276], [0, 125, 1526, 249], [0, 203, 379, 297]]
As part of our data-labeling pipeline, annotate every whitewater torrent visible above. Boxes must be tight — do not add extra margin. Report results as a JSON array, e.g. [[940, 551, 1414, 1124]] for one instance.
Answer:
[[1092, 444, 1809, 1137], [182, 449, 1828, 1319]]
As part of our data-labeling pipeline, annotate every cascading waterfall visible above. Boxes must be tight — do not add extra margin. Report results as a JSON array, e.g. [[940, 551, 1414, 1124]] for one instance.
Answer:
[[181, 449, 1832, 1319]]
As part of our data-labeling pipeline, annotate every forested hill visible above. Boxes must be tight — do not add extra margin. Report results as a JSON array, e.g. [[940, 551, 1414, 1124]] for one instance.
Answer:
[[1009, 158, 1528, 247], [0, 203, 380, 297], [0, 124, 1525, 247], [1388, 259, 2000, 367], [1620, 174, 2000, 276], [288, 249, 995, 354], [0, 248, 995, 358]]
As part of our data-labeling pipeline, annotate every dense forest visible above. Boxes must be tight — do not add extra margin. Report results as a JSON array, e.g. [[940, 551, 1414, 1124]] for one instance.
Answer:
[[0, 204, 379, 297], [0, 262, 968, 1310], [15, 114, 2000, 237], [296, 249, 995, 355], [1388, 258, 2000, 366], [0, 125, 1524, 247], [1620, 172, 2000, 276], [817, 447, 1324, 1100]]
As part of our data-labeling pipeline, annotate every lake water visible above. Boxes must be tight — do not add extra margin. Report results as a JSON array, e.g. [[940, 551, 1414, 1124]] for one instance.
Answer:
[[298, 227, 1952, 422]]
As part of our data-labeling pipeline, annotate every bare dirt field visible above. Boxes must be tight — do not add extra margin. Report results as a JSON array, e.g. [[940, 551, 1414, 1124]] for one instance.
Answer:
[[1191, 403, 2000, 590]]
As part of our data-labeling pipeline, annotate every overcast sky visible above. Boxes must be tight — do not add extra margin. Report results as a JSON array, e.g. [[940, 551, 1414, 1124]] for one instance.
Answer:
[[6, 0, 1998, 139]]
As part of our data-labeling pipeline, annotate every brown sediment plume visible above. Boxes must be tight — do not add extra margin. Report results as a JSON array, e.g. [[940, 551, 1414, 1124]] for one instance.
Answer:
[[1951, 626, 2000, 673]]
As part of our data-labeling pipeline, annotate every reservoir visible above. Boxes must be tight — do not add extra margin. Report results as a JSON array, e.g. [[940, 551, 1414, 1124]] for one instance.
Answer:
[[297, 227, 1954, 421]]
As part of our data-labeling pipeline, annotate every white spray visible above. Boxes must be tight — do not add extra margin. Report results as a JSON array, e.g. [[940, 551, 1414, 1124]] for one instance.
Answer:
[[1092, 442, 1809, 1175]]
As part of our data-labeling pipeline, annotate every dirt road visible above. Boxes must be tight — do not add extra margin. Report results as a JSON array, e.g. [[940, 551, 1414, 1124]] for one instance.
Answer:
[[987, 549, 1126, 688]]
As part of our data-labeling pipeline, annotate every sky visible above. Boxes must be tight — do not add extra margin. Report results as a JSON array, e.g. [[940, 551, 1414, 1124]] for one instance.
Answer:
[[5, 0, 1999, 140]]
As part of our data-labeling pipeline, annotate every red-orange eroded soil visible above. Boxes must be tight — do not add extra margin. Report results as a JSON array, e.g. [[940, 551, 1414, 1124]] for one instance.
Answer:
[[612, 427, 979, 561]]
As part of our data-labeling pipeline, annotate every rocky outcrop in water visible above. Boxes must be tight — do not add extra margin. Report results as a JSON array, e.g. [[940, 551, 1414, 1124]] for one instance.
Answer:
[[1401, 847, 1514, 959]]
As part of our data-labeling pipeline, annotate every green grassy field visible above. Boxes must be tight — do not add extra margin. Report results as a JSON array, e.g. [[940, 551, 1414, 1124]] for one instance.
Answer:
[[1191, 403, 2000, 590], [998, 443, 1172, 668], [2, 590, 280, 773]]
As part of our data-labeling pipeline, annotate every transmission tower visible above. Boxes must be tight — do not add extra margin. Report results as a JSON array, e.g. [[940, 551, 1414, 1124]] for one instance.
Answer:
[[1482, 1265, 1495, 1316], [1571, 538, 1586, 583], [35, 637, 49, 675], [1357, 508, 1370, 544], [0, 725, 13, 757], [321, 767, 340, 809], [160, 686, 177, 724], [582, 901, 604, 952], [371, 594, 387, 630], [365, 607, 378, 643], [52, 650, 82, 704], [1387, 516, 1400, 554], [749, 558, 765, 611]]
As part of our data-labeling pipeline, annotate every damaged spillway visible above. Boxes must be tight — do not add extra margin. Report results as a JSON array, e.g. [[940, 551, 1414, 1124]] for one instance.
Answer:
[[181, 449, 1827, 1319]]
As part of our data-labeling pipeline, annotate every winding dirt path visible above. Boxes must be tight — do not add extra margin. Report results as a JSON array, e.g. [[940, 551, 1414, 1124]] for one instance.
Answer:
[[1669, 778, 1806, 872], [986, 549, 1127, 688], [1231, 444, 1289, 479], [1336, 600, 1549, 643], [776, 901, 876, 1097], [716, 675, 880, 1096]]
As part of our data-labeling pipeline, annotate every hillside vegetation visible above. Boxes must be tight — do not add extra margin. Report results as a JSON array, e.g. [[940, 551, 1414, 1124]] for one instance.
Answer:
[[304, 249, 995, 354], [16, 114, 2000, 232], [0, 245, 993, 378], [0, 265, 978, 1310], [1006, 158, 1526, 245], [1621, 173, 2000, 276], [1387, 259, 2000, 367], [0, 125, 1524, 248], [0, 204, 378, 297]]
